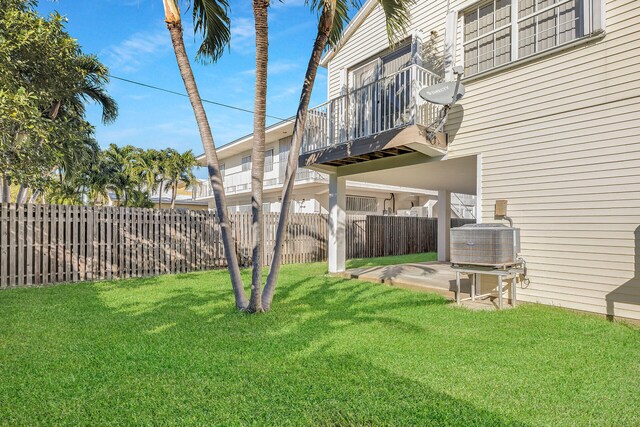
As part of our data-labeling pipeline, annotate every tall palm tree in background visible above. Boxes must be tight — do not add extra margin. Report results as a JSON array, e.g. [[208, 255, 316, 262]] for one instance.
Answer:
[[261, 0, 413, 310], [162, 0, 248, 310], [132, 148, 164, 207], [247, 0, 270, 312], [84, 155, 112, 206], [165, 149, 197, 209], [103, 144, 138, 206]]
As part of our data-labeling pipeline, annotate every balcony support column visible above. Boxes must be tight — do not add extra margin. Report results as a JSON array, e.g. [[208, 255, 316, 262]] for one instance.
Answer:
[[437, 189, 451, 262], [328, 173, 346, 273]]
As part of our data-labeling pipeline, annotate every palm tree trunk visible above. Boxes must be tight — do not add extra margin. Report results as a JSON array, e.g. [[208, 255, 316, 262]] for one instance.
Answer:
[[171, 183, 177, 209], [247, 0, 270, 313], [158, 181, 164, 210], [164, 4, 248, 310], [262, 0, 337, 310]]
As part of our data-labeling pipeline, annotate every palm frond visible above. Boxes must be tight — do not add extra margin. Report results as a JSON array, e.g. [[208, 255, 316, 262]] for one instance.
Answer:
[[190, 0, 232, 63], [377, 0, 413, 45], [313, 0, 411, 49], [326, 0, 352, 48], [78, 82, 118, 124], [67, 54, 118, 124]]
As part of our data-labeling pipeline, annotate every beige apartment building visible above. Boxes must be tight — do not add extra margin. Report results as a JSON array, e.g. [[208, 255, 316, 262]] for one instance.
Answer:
[[294, 0, 638, 319]]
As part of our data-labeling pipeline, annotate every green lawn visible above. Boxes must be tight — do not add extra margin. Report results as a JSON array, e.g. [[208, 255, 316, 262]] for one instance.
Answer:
[[1, 260, 639, 426], [347, 252, 438, 268]]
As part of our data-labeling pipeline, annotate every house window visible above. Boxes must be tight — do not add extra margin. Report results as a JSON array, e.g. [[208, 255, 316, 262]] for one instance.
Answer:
[[237, 203, 251, 213], [220, 163, 225, 177], [518, 0, 582, 58], [346, 195, 378, 213], [463, 0, 598, 77], [463, 0, 512, 75], [241, 155, 251, 172], [265, 149, 274, 172]]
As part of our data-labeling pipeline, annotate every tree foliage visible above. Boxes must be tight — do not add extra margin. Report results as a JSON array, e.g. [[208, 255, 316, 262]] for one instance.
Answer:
[[44, 144, 197, 209], [0, 0, 117, 197]]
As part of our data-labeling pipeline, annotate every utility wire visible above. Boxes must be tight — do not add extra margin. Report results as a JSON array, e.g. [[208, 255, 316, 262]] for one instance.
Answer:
[[108, 74, 289, 122]]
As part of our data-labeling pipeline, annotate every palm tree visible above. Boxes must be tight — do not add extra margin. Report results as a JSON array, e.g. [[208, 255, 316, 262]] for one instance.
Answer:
[[261, 0, 413, 310], [157, 148, 174, 209], [85, 161, 112, 206], [103, 144, 137, 206], [131, 148, 164, 207], [66, 55, 118, 124], [247, 0, 270, 312], [163, 0, 248, 310], [128, 189, 154, 208], [165, 150, 197, 209], [34, 132, 100, 205]]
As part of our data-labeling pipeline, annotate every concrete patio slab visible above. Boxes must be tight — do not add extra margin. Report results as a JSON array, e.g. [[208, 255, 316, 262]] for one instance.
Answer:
[[341, 261, 510, 310]]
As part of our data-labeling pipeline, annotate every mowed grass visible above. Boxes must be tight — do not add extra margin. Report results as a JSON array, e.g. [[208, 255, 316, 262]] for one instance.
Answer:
[[1, 259, 639, 426], [347, 252, 438, 268]]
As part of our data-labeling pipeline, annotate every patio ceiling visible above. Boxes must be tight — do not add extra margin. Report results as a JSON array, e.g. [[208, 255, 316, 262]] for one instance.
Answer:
[[337, 154, 478, 195]]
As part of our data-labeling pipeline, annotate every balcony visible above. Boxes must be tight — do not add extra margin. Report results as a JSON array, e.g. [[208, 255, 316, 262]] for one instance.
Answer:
[[300, 64, 446, 168], [192, 169, 327, 200]]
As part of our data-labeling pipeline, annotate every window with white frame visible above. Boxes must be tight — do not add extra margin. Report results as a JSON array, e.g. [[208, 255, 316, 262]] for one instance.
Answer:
[[464, 0, 512, 75], [518, 0, 582, 58], [265, 149, 274, 172], [463, 0, 601, 76], [241, 155, 251, 172], [220, 163, 225, 177]]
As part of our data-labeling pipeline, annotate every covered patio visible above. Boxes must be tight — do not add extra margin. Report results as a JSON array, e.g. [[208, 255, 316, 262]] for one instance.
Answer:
[[318, 153, 481, 273]]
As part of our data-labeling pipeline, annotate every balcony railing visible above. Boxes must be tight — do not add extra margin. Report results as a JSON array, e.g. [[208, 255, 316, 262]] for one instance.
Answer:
[[192, 169, 327, 200], [302, 64, 442, 154]]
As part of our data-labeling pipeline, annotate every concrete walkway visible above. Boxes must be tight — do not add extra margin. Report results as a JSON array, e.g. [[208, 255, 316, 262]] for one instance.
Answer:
[[342, 261, 503, 309]]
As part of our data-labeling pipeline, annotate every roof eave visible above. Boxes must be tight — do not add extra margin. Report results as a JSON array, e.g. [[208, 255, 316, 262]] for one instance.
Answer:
[[319, 0, 378, 68]]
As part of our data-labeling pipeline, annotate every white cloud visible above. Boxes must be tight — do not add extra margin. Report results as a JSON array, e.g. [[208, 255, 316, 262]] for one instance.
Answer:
[[270, 60, 300, 74], [101, 29, 170, 73], [230, 17, 255, 53], [269, 84, 300, 102]]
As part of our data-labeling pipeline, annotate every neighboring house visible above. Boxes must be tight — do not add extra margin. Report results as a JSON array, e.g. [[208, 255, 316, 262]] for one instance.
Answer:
[[148, 196, 209, 211], [193, 120, 476, 218], [298, 0, 639, 320], [148, 182, 209, 211], [107, 182, 209, 210]]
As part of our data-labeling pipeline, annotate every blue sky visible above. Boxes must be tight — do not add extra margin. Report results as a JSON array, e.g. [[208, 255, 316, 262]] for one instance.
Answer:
[[37, 0, 329, 155]]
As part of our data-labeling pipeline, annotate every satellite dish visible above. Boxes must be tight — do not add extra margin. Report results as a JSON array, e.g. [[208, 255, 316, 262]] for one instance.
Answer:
[[419, 81, 465, 106]]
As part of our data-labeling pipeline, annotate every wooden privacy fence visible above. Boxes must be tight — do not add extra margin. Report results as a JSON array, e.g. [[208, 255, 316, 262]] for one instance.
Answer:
[[346, 215, 475, 258], [0, 204, 327, 288], [0, 204, 473, 288]]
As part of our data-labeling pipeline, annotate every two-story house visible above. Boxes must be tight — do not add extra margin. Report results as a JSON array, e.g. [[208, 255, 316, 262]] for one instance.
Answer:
[[193, 119, 477, 218], [299, 0, 639, 320]]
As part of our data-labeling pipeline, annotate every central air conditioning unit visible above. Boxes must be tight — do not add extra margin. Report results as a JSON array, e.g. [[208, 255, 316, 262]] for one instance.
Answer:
[[450, 223, 521, 267]]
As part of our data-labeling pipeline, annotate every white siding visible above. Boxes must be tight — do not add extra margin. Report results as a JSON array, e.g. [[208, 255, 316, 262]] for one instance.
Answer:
[[325, 0, 640, 319]]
